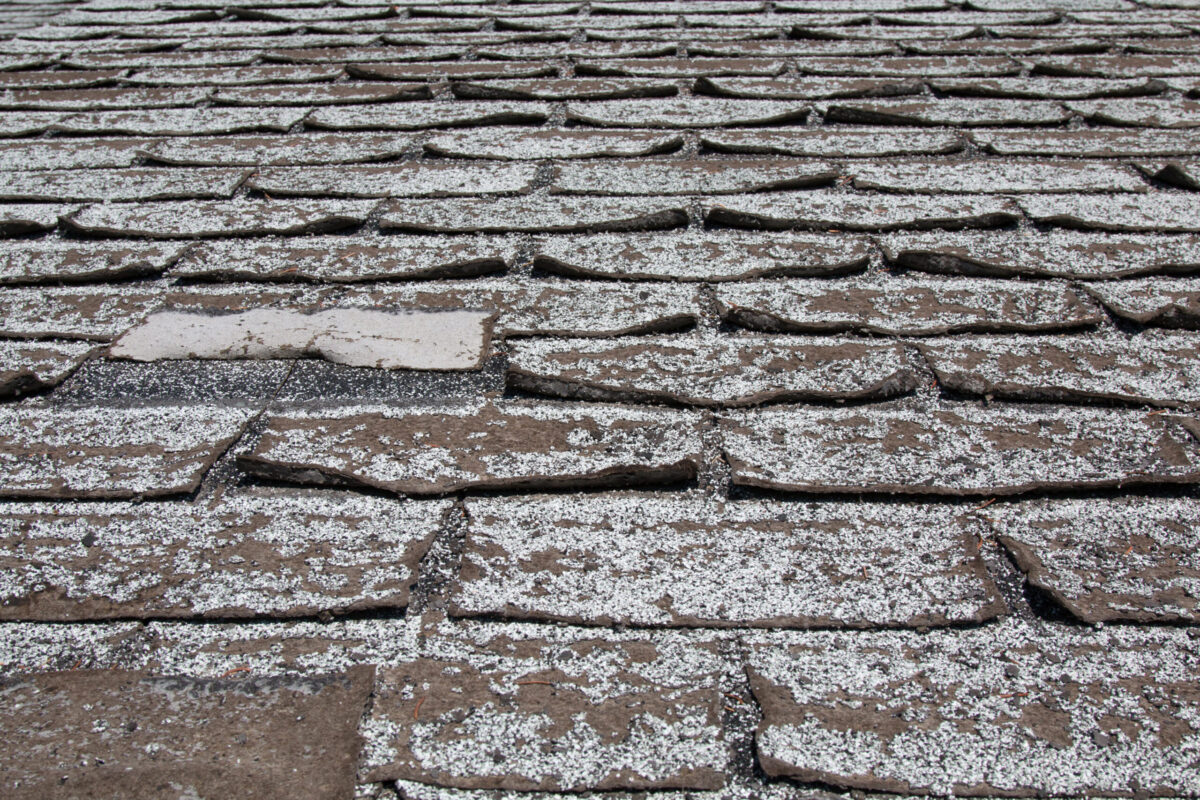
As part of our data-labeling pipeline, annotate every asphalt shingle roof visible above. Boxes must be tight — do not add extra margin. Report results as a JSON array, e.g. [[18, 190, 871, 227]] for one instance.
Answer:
[[1, 0, 1199, 798]]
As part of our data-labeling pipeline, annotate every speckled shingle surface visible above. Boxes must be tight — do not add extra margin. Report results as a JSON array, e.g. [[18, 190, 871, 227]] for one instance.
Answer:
[[2, 1, 1200, 798]]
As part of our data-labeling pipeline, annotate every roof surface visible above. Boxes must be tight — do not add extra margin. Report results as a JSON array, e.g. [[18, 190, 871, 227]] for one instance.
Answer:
[[1, 0, 1200, 798]]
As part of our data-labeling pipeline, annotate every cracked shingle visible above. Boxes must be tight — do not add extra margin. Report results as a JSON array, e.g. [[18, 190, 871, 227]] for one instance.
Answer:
[[507, 330, 917, 406], [0, 492, 450, 620], [0, 404, 256, 499], [241, 400, 704, 495], [721, 401, 1200, 495], [992, 496, 1200, 624], [533, 229, 868, 280], [716, 275, 1100, 335], [749, 619, 1200, 795]]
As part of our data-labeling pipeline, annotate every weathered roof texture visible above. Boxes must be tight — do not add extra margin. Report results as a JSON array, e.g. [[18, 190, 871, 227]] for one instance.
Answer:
[[2, 0, 1200, 798]]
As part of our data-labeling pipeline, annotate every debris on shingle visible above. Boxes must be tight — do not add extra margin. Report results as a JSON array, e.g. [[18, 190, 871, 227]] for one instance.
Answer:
[[0, 667, 374, 800], [0, 404, 255, 499], [533, 229, 869, 280], [706, 191, 1021, 230], [919, 331, 1200, 407], [454, 495, 1003, 627], [0, 240, 185, 285], [307, 101, 550, 130], [54, 107, 309, 136], [507, 330, 917, 405], [246, 162, 537, 198], [0, 492, 450, 620], [551, 159, 837, 195], [850, 159, 1145, 193], [241, 400, 703, 495], [748, 619, 1200, 795], [1068, 97, 1200, 127], [881, 229, 1200, 279], [0, 340, 94, 398], [141, 132, 416, 166], [992, 496, 1200, 623], [716, 275, 1100, 335], [111, 308, 494, 371], [825, 98, 1073, 126], [425, 128, 683, 159], [566, 98, 810, 127], [381, 195, 687, 233], [1019, 193, 1200, 231], [1084, 277, 1200, 327], [173, 236, 513, 282], [0, 167, 249, 202], [972, 128, 1200, 155], [696, 75, 922, 99], [361, 620, 727, 791], [720, 400, 1200, 495], [65, 198, 379, 238]]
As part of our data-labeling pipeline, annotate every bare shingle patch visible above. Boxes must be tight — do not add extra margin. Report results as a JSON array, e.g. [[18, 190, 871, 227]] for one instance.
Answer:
[[0, 667, 373, 800], [111, 308, 494, 371]]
